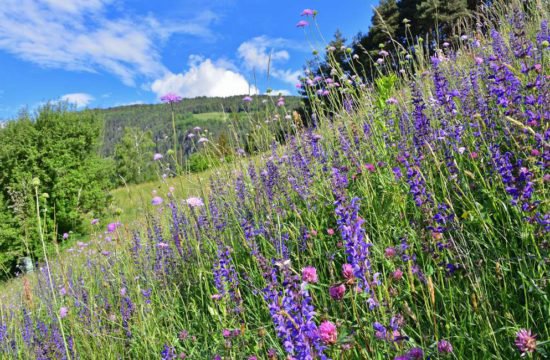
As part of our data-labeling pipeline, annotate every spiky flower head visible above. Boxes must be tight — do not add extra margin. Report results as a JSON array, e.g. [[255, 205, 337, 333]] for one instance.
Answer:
[[515, 329, 537, 356]]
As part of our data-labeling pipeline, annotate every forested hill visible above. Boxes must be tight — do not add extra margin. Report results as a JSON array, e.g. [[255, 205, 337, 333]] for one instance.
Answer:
[[97, 95, 302, 156]]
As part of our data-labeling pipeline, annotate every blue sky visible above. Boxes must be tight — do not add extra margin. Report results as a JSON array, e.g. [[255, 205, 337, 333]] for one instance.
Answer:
[[0, 0, 377, 120]]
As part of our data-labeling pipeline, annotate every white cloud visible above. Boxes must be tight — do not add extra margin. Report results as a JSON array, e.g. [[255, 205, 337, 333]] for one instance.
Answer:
[[237, 36, 301, 86], [151, 55, 258, 98], [60, 93, 94, 107], [268, 89, 291, 96], [238, 36, 289, 72], [0, 0, 217, 86]]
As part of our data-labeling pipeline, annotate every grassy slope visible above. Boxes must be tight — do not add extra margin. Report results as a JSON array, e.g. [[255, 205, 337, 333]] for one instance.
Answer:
[[1, 3, 548, 360]]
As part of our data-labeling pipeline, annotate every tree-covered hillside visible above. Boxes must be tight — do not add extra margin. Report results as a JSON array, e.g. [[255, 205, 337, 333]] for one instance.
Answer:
[[98, 95, 302, 156]]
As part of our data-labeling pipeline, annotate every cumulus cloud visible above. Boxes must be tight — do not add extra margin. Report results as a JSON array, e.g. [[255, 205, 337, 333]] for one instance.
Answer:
[[60, 93, 94, 108], [0, 0, 217, 86], [151, 56, 258, 98], [237, 36, 301, 86]]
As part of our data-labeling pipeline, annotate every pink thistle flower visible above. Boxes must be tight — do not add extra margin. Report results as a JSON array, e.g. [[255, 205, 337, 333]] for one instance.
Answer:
[[153, 153, 163, 161], [242, 96, 253, 102], [62, 233, 69, 240], [107, 222, 118, 233], [470, 152, 479, 159], [384, 247, 396, 258], [193, 126, 201, 132], [296, 20, 309, 28], [302, 266, 318, 283], [152, 196, 163, 206], [342, 264, 354, 280], [59, 307, 69, 319], [198, 137, 209, 144], [515, 329, 537, 355], [437, 339, 453, 354], [475, 57, 484, 65], [327, 228, 335, 236], [319, 321, 338, 345], [300, 9, 315, 17], [160, 93, 182, 104], [364, 163, 376, 172], [91, 218, 99, 225], [186, 197, 204, 208], [392, 268, 404, 281], [329, 284, 346, 300]]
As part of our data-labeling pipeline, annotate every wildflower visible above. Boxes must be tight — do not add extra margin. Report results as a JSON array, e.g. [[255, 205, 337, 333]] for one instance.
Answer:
[[296, 20, 309, 28], [198, 137, 209, 144], [242, 96, 253, 102], [365, 163, 375, 172], [327, 228, 335, 236], [107, 222, 119, 233], [460, 35, 468, 41], [515, 329, 537, 355], [62, 232, 69, 240], [319, 321, 337, 344], [407, 347, 424, 359], [301, 9, 315, 17], [385, 247, 396, 258], [475, 56, 484, 65], [193, 126, 201, 132], [91, 218, 99, 225], [179, 330, 189, 340], [186, 197, 204, 208], [59, 307, 69, 319], [376, 58, 384, 64], [329, 284, 346, 300], [437, 339, 453, 354], [342, 263, 354, 280], [386, 97, 398, 105], [392, 268, 404, 281], [154, 153, 163, 161], [302, 266, 318, 283], [152, 196, 163, 206], [160, 93, 182, 104], [379, 50, 389, 57]]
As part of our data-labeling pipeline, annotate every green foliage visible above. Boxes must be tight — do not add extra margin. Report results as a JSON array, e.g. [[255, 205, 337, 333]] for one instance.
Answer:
[[374, 73, 398, 108], [114, 127, 156, 184], [0, 104, 114, 276]]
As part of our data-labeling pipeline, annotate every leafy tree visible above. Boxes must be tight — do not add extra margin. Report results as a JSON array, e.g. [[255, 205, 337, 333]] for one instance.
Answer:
[[0, 103, 114, 277], [114, 127, 156, 184]]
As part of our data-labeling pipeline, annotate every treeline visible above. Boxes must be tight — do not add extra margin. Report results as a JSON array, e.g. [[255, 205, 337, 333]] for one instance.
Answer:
[[0, 104, 113, 277], [100, 95, 302, 156], [301, 0, 482, 94]]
